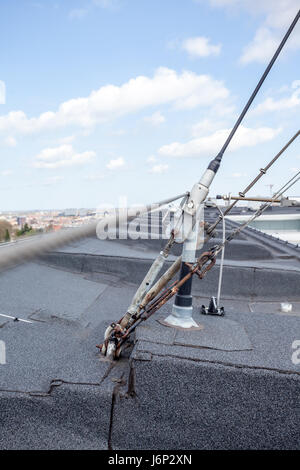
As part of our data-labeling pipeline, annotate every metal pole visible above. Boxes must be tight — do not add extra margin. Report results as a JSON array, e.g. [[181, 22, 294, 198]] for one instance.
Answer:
[[217, 195, 281, 203], [163, 206, 204, 329]]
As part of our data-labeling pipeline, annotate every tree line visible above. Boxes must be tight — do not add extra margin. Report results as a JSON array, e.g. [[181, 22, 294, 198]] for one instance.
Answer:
[[0, 220, 39, 243]]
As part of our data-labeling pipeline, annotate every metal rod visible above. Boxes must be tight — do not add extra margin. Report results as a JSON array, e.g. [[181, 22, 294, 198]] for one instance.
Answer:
[[138, 256, 182, 311], [210, 203, 225, 308], [120, 234, 176, 329], [0, 192, 186, 272], [168, 12, 300, 330], [212, 10, 300, 167], [207, 129, 300, 237], [217, 195, 281, 203], [215, 170, 300, 255]]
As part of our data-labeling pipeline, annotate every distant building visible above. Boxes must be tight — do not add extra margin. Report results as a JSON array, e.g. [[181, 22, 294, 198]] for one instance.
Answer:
[[17, 216, 26, 227], [63, 209, 78, 217], [281, 197, 300, 207]]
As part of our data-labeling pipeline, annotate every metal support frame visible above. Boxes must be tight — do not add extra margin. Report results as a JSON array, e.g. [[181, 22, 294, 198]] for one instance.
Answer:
[[163, 206, 204, 329], [98, 11, 300, 358], [216, 195, 281, 203]]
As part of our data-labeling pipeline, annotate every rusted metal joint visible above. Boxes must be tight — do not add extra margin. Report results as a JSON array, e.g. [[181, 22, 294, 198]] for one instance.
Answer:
[[185, 250, 216, 280]]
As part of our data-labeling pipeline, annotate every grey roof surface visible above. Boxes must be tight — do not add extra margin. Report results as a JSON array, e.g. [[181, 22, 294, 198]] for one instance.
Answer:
[[133, 300, 300, 374], [0, 216, 300, 449]]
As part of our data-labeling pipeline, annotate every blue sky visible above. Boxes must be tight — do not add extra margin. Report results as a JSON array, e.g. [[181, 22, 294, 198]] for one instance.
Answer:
[[0, 0, 299, 210]]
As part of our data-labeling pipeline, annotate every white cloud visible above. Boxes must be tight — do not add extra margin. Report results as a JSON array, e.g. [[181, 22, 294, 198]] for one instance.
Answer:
[[199, 0, 300, 64], [58, 135, 76, 144], [209, 102, 236, 119], [144, 111, 166, 126], [202, 0, 299, 29], [240, 27, 279, 65], [149, 164, 169, 174], [191, 118, 228, 137], [0, 68, 229, 135], [0, 170, 13, 177], [0, 81, 5, 104], [252, 81, 300, 114], [231, 172, 247, 178], [43, 176, 64, 186], [69, 8, 88, 20], [69, 0, 118, 20], [290, 167, 300, 173], [84, 173, 105, 180], [110, 129, 126, 136], [4, 136, 17, 147], [93, 0, 118, 9], [147, 155, 157, 163], [159, 125, 281, 158], [106, 157, 125, 170], [182, 36, 221, 58], [33, 144, 96, 169]]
